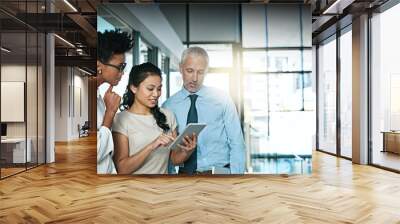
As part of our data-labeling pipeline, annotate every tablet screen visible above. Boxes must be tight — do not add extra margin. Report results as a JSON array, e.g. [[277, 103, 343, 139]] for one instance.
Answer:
[[168, 123, 206, 151]]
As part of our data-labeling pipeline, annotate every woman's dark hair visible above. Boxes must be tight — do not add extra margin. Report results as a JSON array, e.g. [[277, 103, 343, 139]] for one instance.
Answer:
[[97, 29, 134, 63], [121, 62, 170, 132]]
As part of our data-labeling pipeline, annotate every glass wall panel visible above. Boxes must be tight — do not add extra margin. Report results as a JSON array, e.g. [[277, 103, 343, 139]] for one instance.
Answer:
[[0, 1, 46, 178], [371, 3, 400, 171], [1, 31, 28, 177], [38, 33, 45, 165], [339, 29, 352, 158], [27, 32, 38, 169], [317, 37, 337, 154]]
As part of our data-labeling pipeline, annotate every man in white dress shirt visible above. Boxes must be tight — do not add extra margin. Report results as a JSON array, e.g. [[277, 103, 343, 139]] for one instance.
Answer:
[[97, 29, 133, 174]]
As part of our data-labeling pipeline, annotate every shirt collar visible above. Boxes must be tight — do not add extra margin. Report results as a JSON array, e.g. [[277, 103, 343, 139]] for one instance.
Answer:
[[179, 85, 206, 100]]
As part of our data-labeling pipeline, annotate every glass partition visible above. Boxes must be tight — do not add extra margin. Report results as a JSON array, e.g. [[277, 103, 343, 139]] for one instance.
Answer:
[[317, 36, 337, 155], [1, 31, 28, 178], [0, 1, 46, 179]]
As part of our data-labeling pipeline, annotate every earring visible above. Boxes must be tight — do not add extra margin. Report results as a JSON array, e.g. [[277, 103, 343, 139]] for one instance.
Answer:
[[98, 69, 102, 74]]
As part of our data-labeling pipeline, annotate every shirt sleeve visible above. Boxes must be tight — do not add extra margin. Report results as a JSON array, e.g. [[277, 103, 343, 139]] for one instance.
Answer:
[[168, 110, 178, 132], [97, 126, 115, 173], [223, 97, 246, 174], [112, 113, 128, 137]]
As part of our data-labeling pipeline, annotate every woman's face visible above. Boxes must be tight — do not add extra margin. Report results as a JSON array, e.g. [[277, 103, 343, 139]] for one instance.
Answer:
[[131, 74, 162, 108]]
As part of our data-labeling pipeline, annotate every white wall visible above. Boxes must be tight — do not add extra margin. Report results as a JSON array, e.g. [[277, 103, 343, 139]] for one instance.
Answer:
[[54, 66, 89, 141]]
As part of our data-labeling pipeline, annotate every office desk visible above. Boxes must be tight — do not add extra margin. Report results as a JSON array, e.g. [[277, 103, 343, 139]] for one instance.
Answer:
[[1, 138, 31, 163], [382, 131, 400, 154]]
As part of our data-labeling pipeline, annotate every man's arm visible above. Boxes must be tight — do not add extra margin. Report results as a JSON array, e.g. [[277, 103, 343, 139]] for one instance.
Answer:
[[223, 97, 246, 174]]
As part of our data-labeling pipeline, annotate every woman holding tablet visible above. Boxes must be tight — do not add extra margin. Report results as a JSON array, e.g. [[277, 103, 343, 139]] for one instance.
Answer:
[[112, 62, 197, 174]]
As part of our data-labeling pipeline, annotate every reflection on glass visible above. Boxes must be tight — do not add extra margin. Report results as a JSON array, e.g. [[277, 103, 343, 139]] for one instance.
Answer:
[[318, 38, 337, 154]]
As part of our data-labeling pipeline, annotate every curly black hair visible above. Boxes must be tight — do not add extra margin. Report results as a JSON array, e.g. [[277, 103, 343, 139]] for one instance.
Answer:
[[97, 29, 134, 63], [120, 62, 170, 132]]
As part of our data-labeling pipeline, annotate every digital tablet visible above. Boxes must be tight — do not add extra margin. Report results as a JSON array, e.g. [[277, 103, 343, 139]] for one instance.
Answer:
[[168, 123, 206, 151]]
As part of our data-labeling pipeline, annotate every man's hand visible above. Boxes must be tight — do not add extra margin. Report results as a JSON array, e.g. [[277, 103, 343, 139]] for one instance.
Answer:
[[178, 133, 197, 154], [102, 85, 121, 129]]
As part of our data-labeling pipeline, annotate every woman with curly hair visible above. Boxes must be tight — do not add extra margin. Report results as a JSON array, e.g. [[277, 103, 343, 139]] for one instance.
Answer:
[[97, 29, 133, 174]]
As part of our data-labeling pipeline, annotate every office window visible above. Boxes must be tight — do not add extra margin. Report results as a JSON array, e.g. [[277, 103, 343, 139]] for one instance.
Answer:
[[340, 29, 352, 158], [244, 74, 314, 156], [317, 36, 337, 155], [189, 44, 233, 68], [243, 50, 312, 73], [203, 73, 230, 95], [241, 5, 311, 48], [371, 3, 400, 171], [158, 51, 169, 105], [97, 16, 115, 32], [139, 37, 151, 64]]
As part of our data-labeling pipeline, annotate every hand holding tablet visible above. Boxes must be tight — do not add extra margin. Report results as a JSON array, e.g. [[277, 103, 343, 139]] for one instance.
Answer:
[[168, 123, 206, 151]]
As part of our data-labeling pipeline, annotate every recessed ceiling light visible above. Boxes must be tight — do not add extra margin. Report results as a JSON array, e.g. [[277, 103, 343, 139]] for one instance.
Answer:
[[54, 34, 75, 48], [1, 47, 11, 53], [78, 67, 93, 76], [63, 0, 78, 12]]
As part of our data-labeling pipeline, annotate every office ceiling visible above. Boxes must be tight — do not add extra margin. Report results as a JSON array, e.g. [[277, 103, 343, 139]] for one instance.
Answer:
[[311, 0, 390, 43], [0, 0, 392, 73]]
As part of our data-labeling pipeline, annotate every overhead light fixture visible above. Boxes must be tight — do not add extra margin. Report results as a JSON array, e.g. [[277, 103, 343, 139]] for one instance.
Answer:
[[63, 0, 78, 12], [54, 34, 75, 48], [78, 67, 94, 76], [1, 47, 11, 53]]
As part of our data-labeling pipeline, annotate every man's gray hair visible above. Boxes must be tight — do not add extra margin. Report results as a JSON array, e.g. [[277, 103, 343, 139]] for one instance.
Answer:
[[180, 46, 209, 67]]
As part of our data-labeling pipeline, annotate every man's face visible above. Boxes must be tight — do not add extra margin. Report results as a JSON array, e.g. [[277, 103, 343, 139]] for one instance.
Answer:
[[98, 53, 126, 86], [180, 55, 207, 93]]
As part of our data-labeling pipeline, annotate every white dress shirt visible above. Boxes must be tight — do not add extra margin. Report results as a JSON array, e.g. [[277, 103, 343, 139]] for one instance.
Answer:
[[97, 91, 117, 174]]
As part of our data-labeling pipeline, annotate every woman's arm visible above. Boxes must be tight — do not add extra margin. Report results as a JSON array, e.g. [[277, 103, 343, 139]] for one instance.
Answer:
[[113, 132, 174, 174], [170, 129, 197, 165]]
